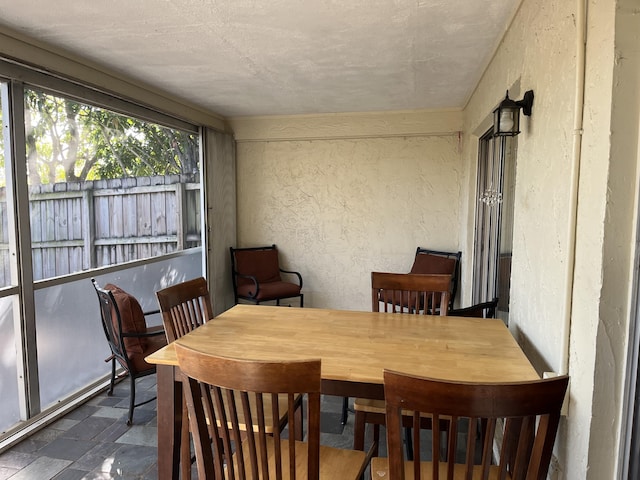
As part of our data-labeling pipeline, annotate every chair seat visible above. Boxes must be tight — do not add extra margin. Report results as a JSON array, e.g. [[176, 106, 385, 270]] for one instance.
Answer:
[[125, 327, 167, 373], [353, 397, 385, 414], [237, 280, 302, 302], [233, 435, 367, 480], [354, 398, 442, 421], [370, 458, 508, 480]]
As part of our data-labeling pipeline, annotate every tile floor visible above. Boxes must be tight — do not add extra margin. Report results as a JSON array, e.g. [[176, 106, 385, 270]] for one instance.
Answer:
[[0, 377, 379, 479]]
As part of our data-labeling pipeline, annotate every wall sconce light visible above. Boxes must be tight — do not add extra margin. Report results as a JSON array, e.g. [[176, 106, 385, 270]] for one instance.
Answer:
[[493, 90, 534, 136]]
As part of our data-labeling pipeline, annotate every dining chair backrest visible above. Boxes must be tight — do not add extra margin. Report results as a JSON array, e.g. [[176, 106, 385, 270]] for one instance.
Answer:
[[381, 370, 569, 480], [372, 272, 451, 315], [156, 277, 214, 342], [175, 343, 323, 480]]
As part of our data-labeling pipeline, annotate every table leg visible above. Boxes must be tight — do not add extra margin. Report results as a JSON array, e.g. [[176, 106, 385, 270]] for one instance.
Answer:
[[156, 364, 183, 480]]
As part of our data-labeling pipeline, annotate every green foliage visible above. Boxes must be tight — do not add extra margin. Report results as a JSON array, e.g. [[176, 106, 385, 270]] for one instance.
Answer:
[[23, 90, 199, 185]]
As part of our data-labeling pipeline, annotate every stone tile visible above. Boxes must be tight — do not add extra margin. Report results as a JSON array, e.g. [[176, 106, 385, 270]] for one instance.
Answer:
[[72, 441, 121, 472], [64, 405, 101, 421], [62, 417, 118, 441], [91, 406, 126, 420], [51, 468, 88, 480], [0, 450, 37, 469], [30, 427, 64, 444], [91, 421, 130, 444], [8, 437, 48, 454], [320, 411, 345, 434], [50, 418, 81, 432], [8, 456, 72, 480], [115, 426, 157, 447], [37, 437, 97, 462], [0, 466, 19, 480], [94, 396, 124, 408], [91, 444, 156, 476]]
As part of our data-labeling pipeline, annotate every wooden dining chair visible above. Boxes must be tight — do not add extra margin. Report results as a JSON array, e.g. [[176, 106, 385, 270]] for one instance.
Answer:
[[372, 370, 569, 480], [353, 272, 452, 458], [174, 343, 369, 479], [156, 276, 304, 477], [155, 276, 214, 478]]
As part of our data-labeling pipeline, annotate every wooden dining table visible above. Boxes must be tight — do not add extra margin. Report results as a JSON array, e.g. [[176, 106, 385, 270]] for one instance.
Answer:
[[146, 304, 538, 479]]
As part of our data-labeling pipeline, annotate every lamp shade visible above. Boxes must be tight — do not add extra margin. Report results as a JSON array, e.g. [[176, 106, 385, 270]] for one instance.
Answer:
[[493, 91, 521, 136]]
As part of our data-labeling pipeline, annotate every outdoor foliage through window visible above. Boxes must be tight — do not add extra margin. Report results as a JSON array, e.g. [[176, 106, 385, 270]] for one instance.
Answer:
[[0, 88, 202, 283]]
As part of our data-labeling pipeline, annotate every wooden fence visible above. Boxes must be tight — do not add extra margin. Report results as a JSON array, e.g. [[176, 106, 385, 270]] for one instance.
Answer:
[[0, 174, 201, 284]]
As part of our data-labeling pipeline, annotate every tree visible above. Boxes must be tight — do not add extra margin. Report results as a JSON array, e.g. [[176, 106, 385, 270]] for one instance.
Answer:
[[23, 90, 199, 185]]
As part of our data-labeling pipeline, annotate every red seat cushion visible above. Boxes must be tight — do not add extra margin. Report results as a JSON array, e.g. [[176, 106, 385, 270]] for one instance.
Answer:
[[237, 281, 301, 302]]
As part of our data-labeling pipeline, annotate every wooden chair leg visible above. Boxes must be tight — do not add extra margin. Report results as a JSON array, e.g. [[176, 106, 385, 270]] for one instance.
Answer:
[[353, 410, 366, 451], [372, 424, 380, 457], [180, 402, 191, 479], [341, 397, 349, 425]]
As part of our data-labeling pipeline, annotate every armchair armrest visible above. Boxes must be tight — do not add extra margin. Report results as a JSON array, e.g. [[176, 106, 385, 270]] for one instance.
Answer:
[[235, 273, 261, 299], [122, 327, 165, 338], [279, 268, 303, 289]]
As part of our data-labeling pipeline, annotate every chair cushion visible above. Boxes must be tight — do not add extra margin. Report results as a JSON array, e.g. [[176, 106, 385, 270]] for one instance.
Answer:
[[127, 330, 167, 374], [234, 247, 282, 287], [410, 253, 456, 275], [104, 283, 148, 354], [237, 281, 301, 302]]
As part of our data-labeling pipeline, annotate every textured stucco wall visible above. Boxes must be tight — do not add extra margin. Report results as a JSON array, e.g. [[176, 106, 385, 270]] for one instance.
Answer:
[[463, 0, 639, 478], [234, 113, 463, 311], [463, 0, 583, 477]]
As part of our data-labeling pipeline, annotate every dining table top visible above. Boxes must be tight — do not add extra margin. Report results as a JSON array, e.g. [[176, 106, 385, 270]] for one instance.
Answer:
[[146, 304, 538, 385]]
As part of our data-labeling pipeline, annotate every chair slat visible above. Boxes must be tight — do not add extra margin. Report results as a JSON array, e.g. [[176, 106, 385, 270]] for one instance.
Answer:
[[382, 370, 569, 480], [176, 344, 367, 480]]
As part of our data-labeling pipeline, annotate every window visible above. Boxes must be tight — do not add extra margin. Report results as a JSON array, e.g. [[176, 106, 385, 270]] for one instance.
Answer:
[[23, 88, 201, 281], [0, 64, 205, 440]]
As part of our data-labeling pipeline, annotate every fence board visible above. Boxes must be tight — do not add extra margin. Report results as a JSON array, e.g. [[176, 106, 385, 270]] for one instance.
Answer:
[[0, 174, 200, 284]]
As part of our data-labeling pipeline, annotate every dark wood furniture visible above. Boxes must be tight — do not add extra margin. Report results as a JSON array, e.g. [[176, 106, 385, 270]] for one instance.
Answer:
[[91, 278, 166, 426], [175, 343, 368, 479], [373, 370, 569, 480], [145, 304, 539, 479], [230, 244, 304, 306], [155, 277, 303, 478], [353, 272, 452, 457]]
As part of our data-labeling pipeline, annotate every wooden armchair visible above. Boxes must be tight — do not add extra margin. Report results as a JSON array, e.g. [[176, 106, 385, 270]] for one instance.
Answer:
[[91, 278, 167, 426], [372, 370, 569, 480], [230, 244, 304, 306], [175, 344, 369, 479]]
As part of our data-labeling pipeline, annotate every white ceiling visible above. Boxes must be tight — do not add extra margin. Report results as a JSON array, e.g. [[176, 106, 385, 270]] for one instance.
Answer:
[[0, 0, 520, 117]]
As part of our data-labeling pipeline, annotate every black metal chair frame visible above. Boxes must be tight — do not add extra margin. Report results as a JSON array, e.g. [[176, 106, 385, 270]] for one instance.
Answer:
[[92, 278, 164, 426], [229, 244, 304, 306], [449, 297, 499, 318]]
